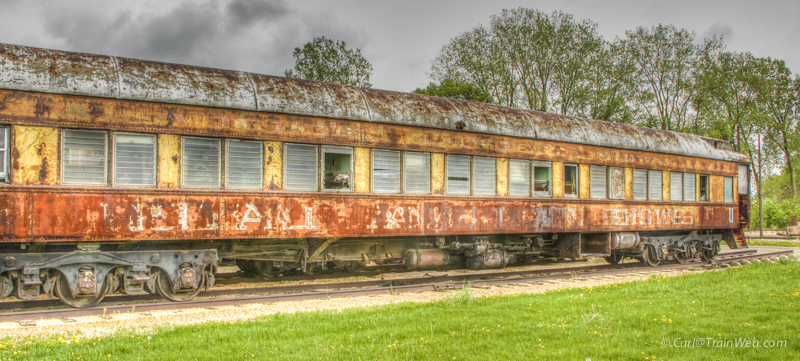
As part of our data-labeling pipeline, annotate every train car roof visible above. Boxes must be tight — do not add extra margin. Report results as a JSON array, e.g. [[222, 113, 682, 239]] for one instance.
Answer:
[[0, 43, 749, 162]]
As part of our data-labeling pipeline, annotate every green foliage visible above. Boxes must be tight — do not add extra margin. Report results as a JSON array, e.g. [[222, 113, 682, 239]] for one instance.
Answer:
[[6, 262, 799, 360], [412, 79, 494, 103], [284, 36, 373, 87]]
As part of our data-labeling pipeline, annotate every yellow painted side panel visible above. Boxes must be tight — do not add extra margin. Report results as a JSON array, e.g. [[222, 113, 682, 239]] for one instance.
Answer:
[[431, 153, 445, 195], [496, 158, 508, 197], [354, 147, 370, 193], [696, 174, 701, 202], [663, 171, 671, 201], [158, 134, 180, 189], [733, 176, 738, 203], [264, 141, 282, 191], [624, 167, 633, 200], [12, 125, 58, 185], [552, 161, 563, 198], [711, 175, 724, 203], [579, 164, 590, 199]]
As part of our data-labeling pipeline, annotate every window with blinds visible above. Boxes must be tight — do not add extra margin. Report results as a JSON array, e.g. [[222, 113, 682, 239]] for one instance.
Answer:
[[724, 176, 734, 203], [590, 165, 607, 199], [608, 167, 625, 200], [446, 155, 470, 195], [285, 144, 318, 191], [670, 171, 683, 201], [62, 130, 107, 186], [181, 137, 221, 189], [683, 173, 696, 201], [648, 170, 662, 200], [508, 159, 530, 197], [0, 127, 7, 182], [114, 133, 156, 187], [226, 140, 263, 190], [632, 169, 647, 200], [404, 152, 430, 194], [372, 149, 400, 193], [532, 162, 552, 197], [473, 157, 496, 196]]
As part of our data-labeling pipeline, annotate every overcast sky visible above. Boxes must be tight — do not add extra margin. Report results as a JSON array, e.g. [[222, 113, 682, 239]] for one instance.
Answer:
[[1, 0, 798, 92]]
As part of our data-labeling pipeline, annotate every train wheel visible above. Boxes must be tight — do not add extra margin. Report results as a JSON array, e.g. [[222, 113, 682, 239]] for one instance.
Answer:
[[604, 253, 623, 265], [673, 252, 688, 264], [154, 268, 203, 302], [252, 261, 274, 278], [642, 247, 661, 267], [699, 249, 715, 261], [235, 259, 257, 277], [54, 272, 109, 308]]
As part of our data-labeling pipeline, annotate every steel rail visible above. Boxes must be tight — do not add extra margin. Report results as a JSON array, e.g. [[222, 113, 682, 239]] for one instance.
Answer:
[[1, 249, 788, 324]]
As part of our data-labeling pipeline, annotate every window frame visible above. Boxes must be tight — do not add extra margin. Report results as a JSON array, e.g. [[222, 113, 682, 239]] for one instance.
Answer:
[[608, 166, 625, 200], [180, 136, 222, 189], [724, 176, 734, 203], [321, 145, 354, 192], [589, 165, 608, 199], [632, 168, 648, 201], [0, 126, 8, 182], [670, 171, 683, 202], [648, 170, 663, 201], [225, 139, 264, 190], [563, 163, 579, 198], [472, 156, 497, 196], [403, 151, 431, 195], [507, 159, 530, 197], [683, 172, 697, 202], [112, 132, 157, 187], [699, 174, 710, 202], [371, 148, 401, 194], [532, 161, 553, 198], [445, 154, 471, 195], [61, 129, 109, 186], [283, 143, 319, 191]]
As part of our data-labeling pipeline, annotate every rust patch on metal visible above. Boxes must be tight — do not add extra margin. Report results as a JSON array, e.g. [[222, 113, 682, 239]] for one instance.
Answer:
[[354, 147, 370, 193], [496, 158, 508, 197], [579, 164, 590, 199], [552, 162, 563, 198], [157, 134, 180, 188], [264, 141, 282, 191], [431, 153, 445, 195], [12, 125, 58, 185]]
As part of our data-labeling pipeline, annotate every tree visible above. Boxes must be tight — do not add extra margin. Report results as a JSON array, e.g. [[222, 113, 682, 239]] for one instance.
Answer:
[[758, 59, 800, 197], [284, 36, 373, 87], [412, 79, 494, 103]]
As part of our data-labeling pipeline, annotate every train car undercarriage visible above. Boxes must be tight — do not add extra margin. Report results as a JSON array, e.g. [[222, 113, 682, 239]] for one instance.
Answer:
[[0, 230, 728, 308]]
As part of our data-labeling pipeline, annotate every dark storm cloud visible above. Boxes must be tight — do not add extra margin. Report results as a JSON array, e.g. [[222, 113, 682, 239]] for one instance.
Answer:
[[226, 0, 289, 28], [702, 22, 735, 42]]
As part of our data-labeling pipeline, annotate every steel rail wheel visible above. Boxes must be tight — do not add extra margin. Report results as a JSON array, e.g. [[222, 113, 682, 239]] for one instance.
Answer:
[[54, 272, 109, 309], [641, 246, 661, 267], [154, 268, 203, 302], [604, 253, 623, 265]]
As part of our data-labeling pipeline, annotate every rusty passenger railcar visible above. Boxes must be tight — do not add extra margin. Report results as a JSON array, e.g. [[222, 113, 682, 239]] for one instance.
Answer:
[[0, 44, 750, 307]]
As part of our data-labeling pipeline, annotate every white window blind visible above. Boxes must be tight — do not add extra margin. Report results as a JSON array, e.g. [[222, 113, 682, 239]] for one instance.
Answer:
[[724, 177, 734, 203], [181, 137, 220, 189], [508, 159, 530, 197], [446, 155, 470, 195], [473, 157, 496, 196], [404, 152, 430, 194], [62, 130, 107, 186], [372, 149, 400, 193], [648, 170, 662, 200], [0, 127, 7, 181], [683, 173, 696, 201], [632, 169, 647, 200], [285, 144, 318, 191], [114, 133, 155, 187], [590, 165, 607, 199], [226, 140, 263, 190], [670, 171, 683, 201]]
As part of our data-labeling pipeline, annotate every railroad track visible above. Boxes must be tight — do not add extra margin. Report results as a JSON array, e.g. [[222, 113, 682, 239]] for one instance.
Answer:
[[1, 249, 793, 324]]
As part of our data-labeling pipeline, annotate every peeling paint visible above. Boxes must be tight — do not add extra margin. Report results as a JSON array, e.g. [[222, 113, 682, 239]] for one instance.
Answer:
[[12, 125, 58, 185]]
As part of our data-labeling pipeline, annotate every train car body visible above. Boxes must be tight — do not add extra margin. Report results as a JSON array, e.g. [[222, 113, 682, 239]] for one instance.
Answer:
[[0, 44, 751, 307]]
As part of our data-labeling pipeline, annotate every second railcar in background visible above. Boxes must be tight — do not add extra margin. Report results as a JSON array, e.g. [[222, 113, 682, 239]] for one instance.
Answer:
[[0, 43, 750, 308]]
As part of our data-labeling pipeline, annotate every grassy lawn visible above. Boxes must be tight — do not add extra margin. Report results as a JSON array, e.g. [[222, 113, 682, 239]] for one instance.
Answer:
[[744, 239, 800, 247], [1, 260, 798, 361]]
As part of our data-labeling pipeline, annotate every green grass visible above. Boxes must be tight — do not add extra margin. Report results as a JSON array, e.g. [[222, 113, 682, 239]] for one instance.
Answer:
[[745, 239, 800, 247], [2, 261, 799, 361]]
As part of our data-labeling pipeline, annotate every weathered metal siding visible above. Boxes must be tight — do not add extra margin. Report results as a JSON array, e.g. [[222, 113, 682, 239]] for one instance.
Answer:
[[496, 158, 508, 197], [0, 43, 749, 164], [431, 153, 445, 195], [624, 168, 633, 200], [662, 171, 671, 201], [264, 141, 282, 191], [552, 162, 564, 198], [579, 164, 590, 199], [710, 175, 724, 203], [11, 125, 58, 185], [354, 147, 370, 193], [157, 134, 180, 189]]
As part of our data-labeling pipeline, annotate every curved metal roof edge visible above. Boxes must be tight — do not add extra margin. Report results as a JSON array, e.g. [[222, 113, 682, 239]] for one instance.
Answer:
[[0, 43, 749, 162]]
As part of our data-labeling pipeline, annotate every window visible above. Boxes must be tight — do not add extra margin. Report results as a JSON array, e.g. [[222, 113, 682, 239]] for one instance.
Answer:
[[683, 173, 696, 201], [372, 149, 400, 193], [285, 143, 318, 191], [114, 133, 156, 187], [226, 140, 263, 190], [62, 130, 107, 186], [181, 137, 220, 189], [670, 171, 683, 201], [563, 164, 578, 197], [590, 165, 607, 199], [724, 176, 734, 203], [632, 169, 647, 200], [322, 146, 353, 191], [533, 162, 552, 197], [608, 167, 625, 200], [404, 152, 430, 194], [0, 127, 7, 182], [648, 170, 662, 201], [699, 175, 709, 201], [473, 157, 496, 196], [508, 159, 530, 197], [446, 155, 470, 195], [737, 165, 749, 195]]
